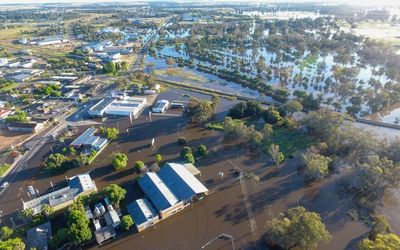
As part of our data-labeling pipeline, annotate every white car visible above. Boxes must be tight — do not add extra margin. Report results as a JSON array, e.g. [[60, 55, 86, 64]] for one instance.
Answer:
[[0, 182, 9, 189]]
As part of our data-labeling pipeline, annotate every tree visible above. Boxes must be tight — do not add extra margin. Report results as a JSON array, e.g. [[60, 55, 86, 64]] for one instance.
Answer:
[[228, 100, 262, 119], [283, 100, 303, 114], [262, 108, 283, 125], [266, 206, 331, 249], [197, 145, 208, 157], [186, 98, 217, 123], [41, 204, 52, 217], [71, 153, 89, 168], [177, 137, 187, 146], [134, 161, 145, 172], [262, 124, 273, 139], [0, 226, 13, 241], [67, 204, 92, 245], [49, 228, 69, 249], [155, 154, 163, 163], [302, 152, 332, 182], [180, 147, 193, 158], [0, 237, 25, 250], [359, 233, 400, 250], [112, 153, 128, 170], [44, 153, 69, 170], [5, 110, 28, 123], [100, 126, 119, 141], [184, 153, 195, 164], [268, 144, 284, 166], [102, 184, 126, 206], [372, 215, 392, 236], [121, 215, 134, 231], [19, 208, 33, 222]]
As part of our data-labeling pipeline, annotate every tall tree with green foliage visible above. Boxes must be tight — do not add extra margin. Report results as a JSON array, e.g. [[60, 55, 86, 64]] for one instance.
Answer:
[[112, 153, 128, 170], [0, 226, 13, 241], [359, 233, 400, 250], [268, 144, 284, 166], [266, 206, 331, 249], [0, 237, 25, 250], [302, 152, 332, 182], [102, 184, 127, 206], [67, 203, 92, 245], [44, 153, 69, 170]]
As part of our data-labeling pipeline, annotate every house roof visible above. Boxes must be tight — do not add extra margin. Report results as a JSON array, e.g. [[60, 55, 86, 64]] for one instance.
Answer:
[[26, 221, 52, 250], [127, 198, 158, 226], [158, 163, 208, 202], [70, 127, 106, 147], [8, 122, 39, 129], [69, 173, 96, 192]]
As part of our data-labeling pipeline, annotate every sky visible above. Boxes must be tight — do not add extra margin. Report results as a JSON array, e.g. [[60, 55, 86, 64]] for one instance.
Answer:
[[0, 0, 399, 6]]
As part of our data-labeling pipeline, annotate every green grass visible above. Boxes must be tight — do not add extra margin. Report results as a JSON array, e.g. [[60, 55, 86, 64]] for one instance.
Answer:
[[263, 127, 315, 157], [207, 119, 245, 130], [0, 163, 11, 177]]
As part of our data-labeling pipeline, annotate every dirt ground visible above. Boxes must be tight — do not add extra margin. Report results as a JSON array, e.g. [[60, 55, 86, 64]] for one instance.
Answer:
[[0, 129, 30, 151]]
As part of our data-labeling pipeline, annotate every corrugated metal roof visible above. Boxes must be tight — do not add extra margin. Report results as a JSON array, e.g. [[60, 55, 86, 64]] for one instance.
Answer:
[[70, 127, 98, 147], [138, 172, 179, 212], [127, 198, 158, 226], [158, 163, 208, 202]]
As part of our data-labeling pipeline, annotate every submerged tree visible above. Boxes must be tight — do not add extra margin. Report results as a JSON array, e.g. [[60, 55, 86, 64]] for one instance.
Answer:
[[266, 206, 331, 249]]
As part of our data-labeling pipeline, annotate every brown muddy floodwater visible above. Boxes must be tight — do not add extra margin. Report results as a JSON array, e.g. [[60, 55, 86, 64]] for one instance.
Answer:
[[1, 88, 370, 250]]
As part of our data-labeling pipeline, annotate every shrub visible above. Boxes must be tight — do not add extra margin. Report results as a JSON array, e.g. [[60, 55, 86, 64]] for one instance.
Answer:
[[197, 145, 208, 157], [178, 137, 187, 146]]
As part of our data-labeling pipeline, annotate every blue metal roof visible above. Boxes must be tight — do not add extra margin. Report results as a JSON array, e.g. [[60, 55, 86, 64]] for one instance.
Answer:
[[138, 172, 179, 212], [127, 198, 158, 226], [158, 163, 208, 203]]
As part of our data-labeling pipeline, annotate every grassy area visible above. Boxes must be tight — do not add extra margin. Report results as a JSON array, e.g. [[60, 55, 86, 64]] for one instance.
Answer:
[[207, 119, 250, 130], [209, 118, 314, 156], [0, 163, 11, 177], [263, 127, 315, 157], [154, 67, 207, 83]]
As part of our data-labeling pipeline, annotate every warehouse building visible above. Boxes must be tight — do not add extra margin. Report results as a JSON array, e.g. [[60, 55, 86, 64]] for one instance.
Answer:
[[127, 198, 160, 232], [137, 162, 208, 222], [88, 97, 146, 118]]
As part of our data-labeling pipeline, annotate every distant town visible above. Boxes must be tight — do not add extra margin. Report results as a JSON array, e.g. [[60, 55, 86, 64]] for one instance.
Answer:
[[0, 1, 400, 250]]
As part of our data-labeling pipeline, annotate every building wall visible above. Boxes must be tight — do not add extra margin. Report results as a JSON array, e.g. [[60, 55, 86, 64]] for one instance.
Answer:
[[136, 216, 160, 232], [159, 201, 184, 219]]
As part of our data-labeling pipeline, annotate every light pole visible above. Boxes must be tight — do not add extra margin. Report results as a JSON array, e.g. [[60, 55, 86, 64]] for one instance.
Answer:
[[177, 123, 181, 137], [200, 233, 235, 250]]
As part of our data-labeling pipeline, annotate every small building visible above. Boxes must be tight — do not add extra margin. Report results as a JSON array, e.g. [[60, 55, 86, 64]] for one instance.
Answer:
[[127, 198, 160, 232], [152, 100, 169, 113], [104, 207, 121, 228], [94, 225, 116, 246], [6, 73, 32, 82], [8, 122, 44, 133], [70, 127, 108, 153], [26, 221, 52, 250]]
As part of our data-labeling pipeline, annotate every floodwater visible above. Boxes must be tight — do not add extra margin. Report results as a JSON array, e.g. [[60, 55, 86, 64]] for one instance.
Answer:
[[0, 87, 373, 250], [149, 38, 387, 115], [365, 102, 400, 124]]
